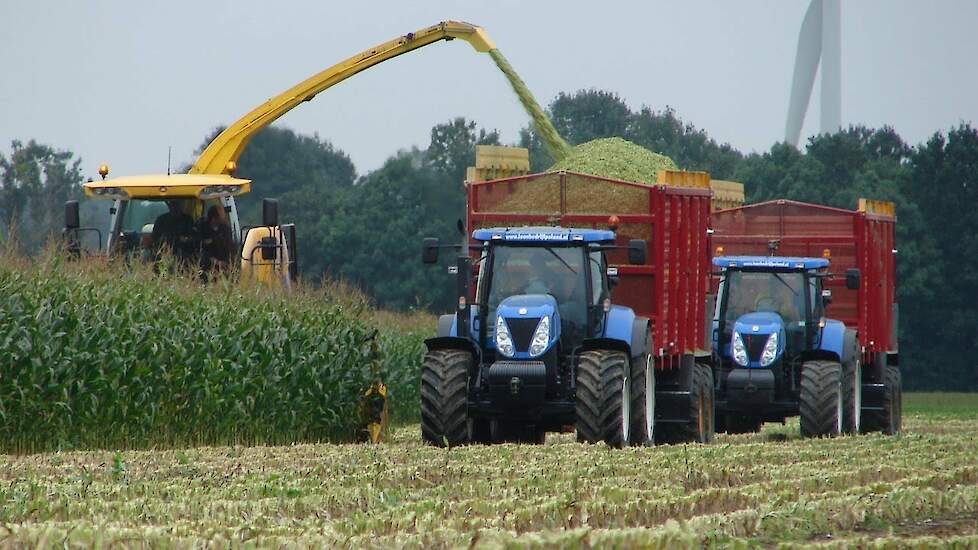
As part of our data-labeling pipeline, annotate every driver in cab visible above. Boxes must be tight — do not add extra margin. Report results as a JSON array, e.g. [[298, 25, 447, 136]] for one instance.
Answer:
[[152, 200, 195, 263]]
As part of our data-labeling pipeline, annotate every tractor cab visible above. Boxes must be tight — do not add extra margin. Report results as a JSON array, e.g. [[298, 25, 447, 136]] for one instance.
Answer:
[[714, 256, 831, 371], [477, 228, 620, 357], [421, 226, 648, 446], [712, 255, 861, 429]]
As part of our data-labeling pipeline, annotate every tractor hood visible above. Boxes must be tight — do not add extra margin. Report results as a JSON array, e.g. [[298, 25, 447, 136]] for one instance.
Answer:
[[493, 294, 560, 359], [733, 311, 783, 336]]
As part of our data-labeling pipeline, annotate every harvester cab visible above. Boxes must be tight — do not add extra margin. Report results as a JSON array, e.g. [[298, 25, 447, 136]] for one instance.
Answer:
[[68, 171, 298, 288], [421, 227, 648, 447], [712, 256, 861, 436]]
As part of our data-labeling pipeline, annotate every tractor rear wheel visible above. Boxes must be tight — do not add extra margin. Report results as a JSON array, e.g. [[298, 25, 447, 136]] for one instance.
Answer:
[[842, 359, 863, 434], [657, 363, 715, 444], [575, 350, 631, 448], [799, 360, 843, 438], [420, 349, 472, 447], [863, 366, 902, 435]]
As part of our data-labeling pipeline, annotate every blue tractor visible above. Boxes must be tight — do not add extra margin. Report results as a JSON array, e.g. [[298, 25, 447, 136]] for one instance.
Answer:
[[712, 256, 864, 437], [420, 227, 651, 447]]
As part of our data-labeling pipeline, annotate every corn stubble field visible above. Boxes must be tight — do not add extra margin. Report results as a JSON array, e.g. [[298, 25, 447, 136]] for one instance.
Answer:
[[0, 394, 975, 548]]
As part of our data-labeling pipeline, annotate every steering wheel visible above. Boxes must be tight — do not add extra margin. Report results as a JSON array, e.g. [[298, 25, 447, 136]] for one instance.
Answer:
[[754, 295, 779, 312], [523, 277, 551, 295]]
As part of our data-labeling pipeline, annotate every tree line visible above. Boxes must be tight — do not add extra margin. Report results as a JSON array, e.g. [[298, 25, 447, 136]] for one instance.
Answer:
[[2, 90, 975, 390]]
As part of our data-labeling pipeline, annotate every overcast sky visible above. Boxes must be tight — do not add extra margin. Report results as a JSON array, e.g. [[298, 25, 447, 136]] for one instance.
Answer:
[[2, 1, 976, 179]]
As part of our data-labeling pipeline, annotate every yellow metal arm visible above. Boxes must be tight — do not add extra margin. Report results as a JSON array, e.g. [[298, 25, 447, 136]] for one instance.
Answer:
[[191, 21, 495, 175]]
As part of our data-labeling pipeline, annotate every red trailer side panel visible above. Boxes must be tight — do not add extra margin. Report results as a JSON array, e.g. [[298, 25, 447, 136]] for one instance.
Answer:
[[711, 199, 897, 358], [467, 171, 712, 366]]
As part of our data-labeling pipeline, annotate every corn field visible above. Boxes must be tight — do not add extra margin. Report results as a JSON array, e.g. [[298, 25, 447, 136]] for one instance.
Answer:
[[0, 252, 427, 452], [0, 394, 975, 548]]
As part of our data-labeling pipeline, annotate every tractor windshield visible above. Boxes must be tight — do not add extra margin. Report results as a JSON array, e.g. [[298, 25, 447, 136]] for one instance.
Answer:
[[723, 270, 806, 325], [485, 245, 589, 340]]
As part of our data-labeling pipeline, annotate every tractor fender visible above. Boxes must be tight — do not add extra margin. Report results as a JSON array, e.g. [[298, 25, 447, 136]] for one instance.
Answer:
[[441, 307, 480, 339], [810, 319, 847, 363], [436, 314, 455, 338], [602, 306, 635, 346], [582, 313, 649, 362], [423, 336, 479, 358]]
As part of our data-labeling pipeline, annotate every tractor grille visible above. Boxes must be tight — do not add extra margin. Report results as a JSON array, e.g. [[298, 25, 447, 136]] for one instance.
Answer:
[[741, 334, 769, 362], [505, 317, 540, 352]]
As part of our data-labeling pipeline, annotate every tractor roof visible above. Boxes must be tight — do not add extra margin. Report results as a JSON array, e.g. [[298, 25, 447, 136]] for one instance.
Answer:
[[713, 256, 830, 270], [472, 226, 615, 244], [83, 174, 252, 200]]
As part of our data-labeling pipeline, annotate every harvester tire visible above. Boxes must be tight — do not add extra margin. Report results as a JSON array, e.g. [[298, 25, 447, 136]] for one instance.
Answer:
[[800, 360, 843, 438], [630, 354, 655, 446], [575, 350, 630, 448], [842, 359, 863, 434], [863, 367, 902, 435], [420, 349, 472, 447]]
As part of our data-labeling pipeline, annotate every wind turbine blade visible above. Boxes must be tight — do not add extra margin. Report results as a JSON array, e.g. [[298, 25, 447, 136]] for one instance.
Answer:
[[785, 0, 823, 146], [821, 0, 841, 134]]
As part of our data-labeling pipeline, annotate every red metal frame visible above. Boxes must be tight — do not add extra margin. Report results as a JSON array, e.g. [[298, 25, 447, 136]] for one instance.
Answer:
[[466, 171, 712, 370], [711, 199, 897, 363]]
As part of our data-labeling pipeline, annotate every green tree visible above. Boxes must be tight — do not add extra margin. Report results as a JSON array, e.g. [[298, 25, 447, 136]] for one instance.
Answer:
[[0, 140, 84, 252], [903, 124, 978, 390], [426, 117, 500, 183]]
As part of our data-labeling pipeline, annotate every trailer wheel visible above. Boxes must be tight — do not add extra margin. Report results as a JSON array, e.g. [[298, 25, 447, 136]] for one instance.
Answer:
[[863, 366, 902, 435], [799, 360, 843, 438], [630, 354, 655, 446], [575, 350, 630, 448], [420, 349, 472, 447], [657, 363, 715, 444], [842, 359, 863, 434]]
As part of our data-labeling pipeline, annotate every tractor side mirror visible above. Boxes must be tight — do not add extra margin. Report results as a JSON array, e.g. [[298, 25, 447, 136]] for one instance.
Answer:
[[64, 200, 80, 230], [262, 198, 279, 227], [628, 239, 647, 265], [845, 268, 861, 290], [422, 237, 440, 264]]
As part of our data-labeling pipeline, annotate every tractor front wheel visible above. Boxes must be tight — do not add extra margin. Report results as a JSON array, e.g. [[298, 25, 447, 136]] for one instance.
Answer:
[[576, 350, 631, 448], [420, 349, 472, 447], [800, 360, 843, 438]]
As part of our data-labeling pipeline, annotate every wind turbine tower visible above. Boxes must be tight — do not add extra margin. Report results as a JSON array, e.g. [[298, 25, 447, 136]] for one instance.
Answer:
[[785, 0, 841, 146]]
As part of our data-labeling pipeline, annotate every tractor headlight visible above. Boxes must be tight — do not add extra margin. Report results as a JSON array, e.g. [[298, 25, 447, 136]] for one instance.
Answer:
[[732, 332, 748, 366], [760, 332, 779, 367], [528, 316, 550, 357], [495, 316, 514, 357]]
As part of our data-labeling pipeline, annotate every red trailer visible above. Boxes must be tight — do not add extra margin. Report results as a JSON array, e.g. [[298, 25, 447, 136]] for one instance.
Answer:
[[710, 199, 898, 367], [710, 199, 901, 435], [465, 170, 716, 442]]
